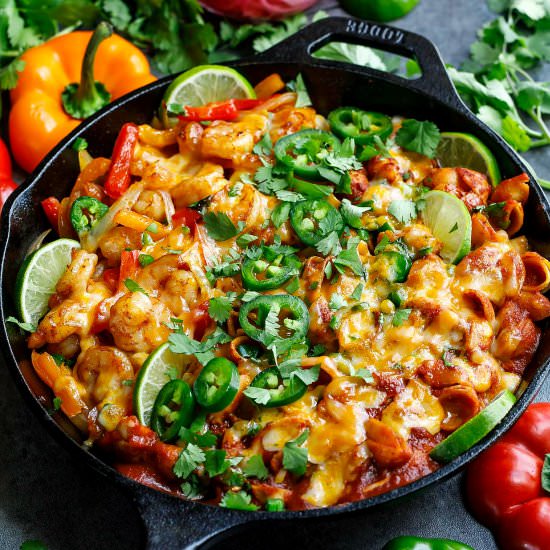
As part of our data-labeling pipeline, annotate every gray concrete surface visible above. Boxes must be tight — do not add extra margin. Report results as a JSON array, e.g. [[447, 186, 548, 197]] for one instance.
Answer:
[[1, 0, 549, 548]]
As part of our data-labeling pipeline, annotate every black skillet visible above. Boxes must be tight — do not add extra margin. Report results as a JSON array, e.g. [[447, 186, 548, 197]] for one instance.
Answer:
[[2, 17, 550, 550]]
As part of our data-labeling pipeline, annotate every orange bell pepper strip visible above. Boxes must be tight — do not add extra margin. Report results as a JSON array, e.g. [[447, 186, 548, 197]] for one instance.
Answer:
[[9, 22, 156, 173]]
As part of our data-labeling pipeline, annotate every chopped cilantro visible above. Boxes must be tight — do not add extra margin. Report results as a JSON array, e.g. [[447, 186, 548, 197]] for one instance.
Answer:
[[351, 283, 364, 301], [208, 293, 237, 324], [220, 490, 259, 511], [124, 278, 148, 295], [340, 199, 371, 229], [6, 316, 36, 333], [52, 397, 62, 411], [72, 137, 88, 151], [356, 368, 375, 383], [236, 234, 258, 248], [243, 386, 272, 405], [266, 498, 285, 512], [282, 430, 309, 476], [271, 202, 291, 228], [329, 293, 346, 311], [395, 119, 441, 158], [388, 200, 417, 224], [392, 308, 412, 327], [203, 212, 242, 241], [138, 254, 155, 267], [287, 73, 312, 108], [243, 454, 269, 480], [173, 443, 205, 479]]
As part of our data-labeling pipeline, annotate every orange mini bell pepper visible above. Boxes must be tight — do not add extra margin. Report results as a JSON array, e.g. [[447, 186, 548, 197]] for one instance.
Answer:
[[9, 22, 156, 173]]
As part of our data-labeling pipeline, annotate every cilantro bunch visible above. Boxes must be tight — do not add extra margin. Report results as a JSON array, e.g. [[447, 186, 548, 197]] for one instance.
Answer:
[[449, 0, 550, 159]]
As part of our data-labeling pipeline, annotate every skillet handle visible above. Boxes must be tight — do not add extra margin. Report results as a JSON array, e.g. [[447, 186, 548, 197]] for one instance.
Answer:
[[130, 485, 252, 549], [255, 16, 465, 111]]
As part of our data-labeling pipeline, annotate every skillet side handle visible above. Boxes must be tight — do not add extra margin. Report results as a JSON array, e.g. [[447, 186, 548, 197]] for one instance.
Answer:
[[255, 16, 466, 112], [131, 486, 251, 550]]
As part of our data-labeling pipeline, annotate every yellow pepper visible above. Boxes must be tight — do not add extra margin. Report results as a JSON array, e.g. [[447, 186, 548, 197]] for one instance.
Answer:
[[9, 23, 156, 173]]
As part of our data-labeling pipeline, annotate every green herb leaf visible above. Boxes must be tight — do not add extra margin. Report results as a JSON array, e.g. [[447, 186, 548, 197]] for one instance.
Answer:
[[6, 316, 37, 333], [204, 449, 233, 477], [351, 283, 364, 301], [340, 199, 371, 229], [243, 386, 272, 405], [265, 498, 285, 511], [388, 200, 417, 224], [124, 278, 148, 295], [72, 137, 88, 151], [243, 454, 269, 480], [208, 293, 237, 324], [287, 73, 312, 108], [52, 397, 62, 411], [236, 234, 257, 248], [356, 368, 375, 383], [203, 212, 240, 241], [282, 429, 309, 476], [396, 119, 441, 158], [392, 308, 412, 327], [220, 490, 259, 511], [316, 231, 342, 257], [173, 443, 205, 479], [138, 254, 155, 267]]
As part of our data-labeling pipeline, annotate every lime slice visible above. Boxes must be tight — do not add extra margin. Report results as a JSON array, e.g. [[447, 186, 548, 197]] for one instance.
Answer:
[[430, 390, 516, 463], [436, 132, 501, 187], [134, 342, 193, 426], [160, 65, 256, 128], [15, 238, 80, 326], [422, 190, 472, 264]]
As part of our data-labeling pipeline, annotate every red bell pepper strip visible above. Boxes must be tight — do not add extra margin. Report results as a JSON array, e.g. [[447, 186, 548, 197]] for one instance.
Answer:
[[466, 402, 550, 550], [192, 301, 213, 341], [118, 249, 140, 291], [104, 123, 139, 199], [0, 138, 17, 214], [172, 207, 202, 235], [102, 267, 120, 291], [41, 197, 61, 228], [176, 98, 264, 122]]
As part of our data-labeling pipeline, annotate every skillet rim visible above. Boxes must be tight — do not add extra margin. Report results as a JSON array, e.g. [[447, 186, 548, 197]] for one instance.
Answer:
[[1, 20, 550, 524]]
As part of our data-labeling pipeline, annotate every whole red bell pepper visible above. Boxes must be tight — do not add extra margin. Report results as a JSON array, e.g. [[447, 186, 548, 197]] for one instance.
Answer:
[[0, 138, 17, 214], [466, 402, 550, 550], [104, 123, 139, 199]]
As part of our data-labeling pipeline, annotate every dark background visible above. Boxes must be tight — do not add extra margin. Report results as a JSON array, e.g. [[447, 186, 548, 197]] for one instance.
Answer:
[[1, 0, 549, 549]]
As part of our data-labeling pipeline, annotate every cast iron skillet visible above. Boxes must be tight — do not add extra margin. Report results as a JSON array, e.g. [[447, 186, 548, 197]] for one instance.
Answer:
[[1, 17, 550, 550]]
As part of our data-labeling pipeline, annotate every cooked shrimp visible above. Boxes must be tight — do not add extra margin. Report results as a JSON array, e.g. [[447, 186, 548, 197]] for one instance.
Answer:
[[109, 291, 172, 353], [99, 226, 142, 266], [133, 190, 168, 221], [74, 346, 134, 416]]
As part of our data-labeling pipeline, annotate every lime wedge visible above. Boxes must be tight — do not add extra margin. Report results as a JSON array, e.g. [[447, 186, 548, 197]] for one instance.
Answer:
[[422, 190, 472, 264], [134, 342, 193, 426], [436, 132, 501, 187], [15, 238, 80, 326], [430, 390, 516, 463], [160, 65, 256, 128]]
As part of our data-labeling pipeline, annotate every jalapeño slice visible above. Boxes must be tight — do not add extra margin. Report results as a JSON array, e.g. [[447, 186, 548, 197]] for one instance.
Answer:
[[248, 367, 307, 407], [238, 294, 310, 349], [241, 252, 301, 291], [274, 129, 340, 180], [150, 379, 195, 442], [290, 199, 344, 247], [193, 357, 240, 412], [328, 107, 393, 145]]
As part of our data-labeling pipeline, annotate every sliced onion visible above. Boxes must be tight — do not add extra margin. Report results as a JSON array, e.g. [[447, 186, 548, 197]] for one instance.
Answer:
[[159, 190, 175, 228], [80, 182, 144, 252], [78, 150, 94, 171]]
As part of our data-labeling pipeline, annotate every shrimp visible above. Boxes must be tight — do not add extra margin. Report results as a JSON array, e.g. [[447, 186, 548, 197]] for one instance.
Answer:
[[137, 246, 212, 317], [201, 113, 269, 163], [133, 190, 168, 221], [99, 226, 142, 266], [28, 250, 110, 349], [74, 346, 134, 426], [170, 162, 229, 209], [109, 291, 172, 353], [425, 167, 491, 211]]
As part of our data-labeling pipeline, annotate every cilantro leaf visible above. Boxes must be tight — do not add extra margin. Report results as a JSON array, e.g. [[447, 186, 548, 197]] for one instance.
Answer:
[[6, 316, 36, 333], [220, 490, 259, 511], [243, 454, 269, 480], [392, 308, 412, 327], [243, 386, 272, 405], [181, 474, 202, 499], [356, 368, 375, 383], [388, 200, 417, 224], [173, 443, 205, 479], [204, 449, 235, 477], [396, 119, 441, 158], [208, 293, 236, 324], [351, 283, 364, 301], [334, 239, 364, 277], [316, 231, 342, 257], [287, 73, 312, 108], [282, 430, 309, 476], [329, 293, 346, 311], [203, 212, 240, 241], [271, 202, 291, 228], [340, 199, 371, 229]]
